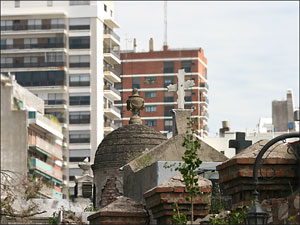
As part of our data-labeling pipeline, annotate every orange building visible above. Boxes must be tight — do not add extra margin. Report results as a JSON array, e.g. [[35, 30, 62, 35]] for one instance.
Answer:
[[116, 44, 209, 136]]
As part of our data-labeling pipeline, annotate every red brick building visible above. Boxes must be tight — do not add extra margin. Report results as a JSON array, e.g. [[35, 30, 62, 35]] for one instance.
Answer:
[[117, 44, 209, 136]]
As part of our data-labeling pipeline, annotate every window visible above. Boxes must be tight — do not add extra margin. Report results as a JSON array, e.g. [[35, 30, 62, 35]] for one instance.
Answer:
[[15, 0, 20, 8], [69, 74, 90, 86], [144, 77, 156, 84], [164, 91, 174, 102], [47, 1, 53, 6], [69, 93, 90, 105], [45, 112, 65, 123], [15, 70, 65, 86], [70, 1, 90, 6], [145, 120, 157, 127], [164, 61, 174, 73], [69, 36, 90, 49], [28, 19, 42, 29], [69, 131, 90, 143], [104, 4, 107, 11], [1, 57, 13, 65], [164, 105, 174, 116], [181, 60, 193, 72], [184, 90, 192, 102], [145, 91, 156, 98], [48, 93, 64, 105], [164, 76, 174, 88], [24, 38, 38, 47], [50, 18, 64, 29], [1, 20, 13, 30], [69, 55, 90, 67], [145, 105, 157, 112], [69, 18, 90, 30], [69, 149, 90, 157], [164, 119, 173, 131], [132, 77, 140, 89], [69, 111, 90, 124]]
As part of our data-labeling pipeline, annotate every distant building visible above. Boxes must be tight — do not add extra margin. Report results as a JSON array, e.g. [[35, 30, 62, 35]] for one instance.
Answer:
[[1, 0, 121, 196], [117, 42, 209, 136], [272, 89, 295, 132], [1, 74, 64, 199]]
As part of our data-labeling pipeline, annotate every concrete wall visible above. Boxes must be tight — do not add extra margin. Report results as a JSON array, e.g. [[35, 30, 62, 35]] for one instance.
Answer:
[[1, 84, 27, 176]]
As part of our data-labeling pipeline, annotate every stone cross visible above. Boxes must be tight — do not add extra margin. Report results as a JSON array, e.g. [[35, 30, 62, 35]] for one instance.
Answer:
[[229, 132, 252, 154], [167, 69, 194, 109]]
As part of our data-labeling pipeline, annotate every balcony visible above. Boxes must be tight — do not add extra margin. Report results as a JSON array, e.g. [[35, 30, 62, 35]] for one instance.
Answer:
[[29, 158, 63, 182], [52, 189, 63, 200], [1, 62, 65, 69], [1, 24, 66, 32], [29, 136, 63, 160], [104, 104, 121, 119], [104, 18, 120, 29], [104, 29, 120, 46], [104, 121, 119, 135], [1, 43, 65, 51], [103, 65, 121, 83], [104, 85, 121, 101], [103, 48, 120, 65], [44, 99, 67, 110], [28, 111, 63, 139], [200, 82, 209, 92]]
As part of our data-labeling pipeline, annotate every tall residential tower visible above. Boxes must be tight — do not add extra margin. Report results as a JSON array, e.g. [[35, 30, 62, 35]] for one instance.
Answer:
[[1, 0, 121, 197]]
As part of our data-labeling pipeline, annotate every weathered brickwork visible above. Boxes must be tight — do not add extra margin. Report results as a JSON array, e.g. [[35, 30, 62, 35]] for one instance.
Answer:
[[144, 174, 212, 224]]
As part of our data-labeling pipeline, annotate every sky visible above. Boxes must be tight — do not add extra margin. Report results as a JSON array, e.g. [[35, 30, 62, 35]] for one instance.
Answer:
[[114, 1, 299, 137]]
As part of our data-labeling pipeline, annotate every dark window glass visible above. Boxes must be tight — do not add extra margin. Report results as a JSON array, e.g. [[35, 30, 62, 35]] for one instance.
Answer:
[[15, 71, 65, 86], [164, 119, 173, 131], [164, 61, 174, 73], [145, 120, 157, 127], [69, 111, 90, 124], [69, 131, 90, 143], [69, 74, 90, 86], [145, 91, 156, 98], [144, 77, 156, 84], [69, 37, 90, 49], [132, 77, 140, 89], [164, 105, 174, 116], [181, 60, 193, 72], [69, 95, 90, 105], [164, 76, 174, 88]]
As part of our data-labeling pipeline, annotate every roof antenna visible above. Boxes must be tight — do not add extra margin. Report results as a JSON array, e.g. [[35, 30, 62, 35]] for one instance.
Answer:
[[163, 1, 168, 47]]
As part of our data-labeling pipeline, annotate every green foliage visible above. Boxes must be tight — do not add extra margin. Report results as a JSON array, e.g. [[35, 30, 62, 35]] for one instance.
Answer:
[[48, 211, 58, 225], [209, 206, 249, 225], [84, 204, 98, 212], [172, 202, 187, 225]]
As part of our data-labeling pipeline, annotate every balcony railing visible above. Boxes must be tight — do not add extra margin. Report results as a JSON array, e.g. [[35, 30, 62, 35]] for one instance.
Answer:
[[103, 48, 120, 59], [44, 99, 66, 105], [30, 158, 63, 182], [29, 136, 62, 160], [104, 122, 119, 130], [104, 29, 120, 42], [1, 43, 65, 50], [104, 104, 121, 115], [103, 65, 120, 76], [104, 85, 120, 96], [1, 24, 66, 32], [200, 83, 209, 90], [1, 62, 65, 68]]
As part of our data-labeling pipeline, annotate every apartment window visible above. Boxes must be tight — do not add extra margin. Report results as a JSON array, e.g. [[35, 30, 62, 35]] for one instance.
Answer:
[[28, 19, 42, 30], [164, 76, 174, 88], [69, 74, 90, 86], [69, 36, 90, 49], [184, 90, 192, 102], [164, 105, 174, 116], [24, 38, 38, 48], [69, 93, 90, 105], [15, 71, 65, 86], [1, 20, 13, 30], [164, 91, 174, 102], [181, 60, 193, 72], [104, 4, 107, 11], [45, 112, 65, 123], [145, 120, 157, 127], [50, 18, 64, 29], [69, 131, 90, 143], [69, 149, 90, 162], [24, 56, 38, 64], [132, 77, 140, 89], [1, 57, 13, 65], [145, 105, 157, 112], [47, 1, 53, 6], [164, 61, 174, 73], [48, 93, 64, 105], [164, 119, 173, 131], [45, 52, 64, 65], [145, 91, 156, 98], [15, 0, 20, 8], [144, 77, 156, 84], [69, 111, 90, 124], [70, 1, 90, 6], [69, 18, 90, 30], [69, 55, 90, 67]]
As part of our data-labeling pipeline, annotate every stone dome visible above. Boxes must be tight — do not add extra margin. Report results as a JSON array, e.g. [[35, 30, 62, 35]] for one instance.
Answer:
[[93, 124, 167, 170]]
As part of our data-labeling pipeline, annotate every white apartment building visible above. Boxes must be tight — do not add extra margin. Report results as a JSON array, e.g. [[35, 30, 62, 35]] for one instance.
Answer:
[[1, 0, 121, 197]]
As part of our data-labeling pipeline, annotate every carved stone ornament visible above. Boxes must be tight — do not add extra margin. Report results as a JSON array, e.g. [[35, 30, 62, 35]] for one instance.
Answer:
[[126, 88, 144, 124]]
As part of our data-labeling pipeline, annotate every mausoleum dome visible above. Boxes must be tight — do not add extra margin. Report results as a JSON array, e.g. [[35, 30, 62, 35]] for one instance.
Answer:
[[93, 123, 167, 170]]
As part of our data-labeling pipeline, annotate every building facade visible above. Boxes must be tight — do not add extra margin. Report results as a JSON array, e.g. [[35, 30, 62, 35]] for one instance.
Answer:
[[1, 74, 64, 199], [1, 0, 121, 197], [118, 44, 209, 136]]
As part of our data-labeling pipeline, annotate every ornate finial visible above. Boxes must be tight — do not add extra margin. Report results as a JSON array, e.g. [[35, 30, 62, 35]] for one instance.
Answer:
[[78, 157, 91, 175], [126, 88, 145, 124]]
